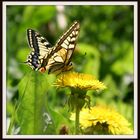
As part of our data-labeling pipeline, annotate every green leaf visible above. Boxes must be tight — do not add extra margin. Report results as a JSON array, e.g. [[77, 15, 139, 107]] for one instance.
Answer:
[[17, 71, 55, 134]]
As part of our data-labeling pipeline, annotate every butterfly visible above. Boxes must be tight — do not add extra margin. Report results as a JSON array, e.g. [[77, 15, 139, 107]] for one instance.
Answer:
[[25, 21, 80, 74]]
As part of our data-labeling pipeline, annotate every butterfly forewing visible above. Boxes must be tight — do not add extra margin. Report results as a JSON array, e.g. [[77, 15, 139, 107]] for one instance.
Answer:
[[26, 29, 53, 70], [54, 21, 80, 51], [47, 21, 80, 74]]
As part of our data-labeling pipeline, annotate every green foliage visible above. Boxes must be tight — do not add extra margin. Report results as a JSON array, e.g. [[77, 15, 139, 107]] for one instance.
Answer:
[[17, 71, 49, 134], [9, 71, 71, 134], [6, 5, 134, 134]]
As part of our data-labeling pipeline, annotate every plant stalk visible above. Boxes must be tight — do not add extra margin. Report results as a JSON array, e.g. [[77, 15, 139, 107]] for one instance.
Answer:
[[75, 103, 80, 134]]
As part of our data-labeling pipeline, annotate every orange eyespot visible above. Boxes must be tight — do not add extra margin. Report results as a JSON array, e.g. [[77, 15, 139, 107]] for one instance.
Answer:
[[39, 67, 46, 73]]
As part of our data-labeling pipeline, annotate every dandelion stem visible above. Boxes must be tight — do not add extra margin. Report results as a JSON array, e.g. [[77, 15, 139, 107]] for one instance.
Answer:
[[75, 103, 80, 134]]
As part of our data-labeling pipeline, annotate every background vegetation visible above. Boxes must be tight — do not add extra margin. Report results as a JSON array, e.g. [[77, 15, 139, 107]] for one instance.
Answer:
[[6, 5, 134, 134]]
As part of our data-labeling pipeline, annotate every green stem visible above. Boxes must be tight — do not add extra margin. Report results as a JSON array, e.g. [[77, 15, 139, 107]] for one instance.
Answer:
[[75, 103, 80, 134]]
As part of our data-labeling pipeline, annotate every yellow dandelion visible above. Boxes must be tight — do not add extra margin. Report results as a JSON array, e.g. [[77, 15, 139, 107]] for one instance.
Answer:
[[55, 72, 106, 91], [70, 105, 133, 135], [55, 72, 107, 134]]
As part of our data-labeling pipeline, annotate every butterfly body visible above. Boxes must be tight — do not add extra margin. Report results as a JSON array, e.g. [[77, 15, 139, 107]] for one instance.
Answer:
[[26, 21, 80, 74]]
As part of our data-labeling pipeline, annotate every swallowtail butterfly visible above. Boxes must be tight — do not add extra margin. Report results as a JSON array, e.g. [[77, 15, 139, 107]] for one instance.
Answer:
[[25, 21, 80, 74]]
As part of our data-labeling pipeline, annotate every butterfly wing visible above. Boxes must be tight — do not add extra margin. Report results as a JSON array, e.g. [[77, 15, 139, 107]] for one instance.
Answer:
[[47, 48, 69, 74], [47, 21, 80, 74], [53, 21, 80, 52], [26, 29, 53, 70]]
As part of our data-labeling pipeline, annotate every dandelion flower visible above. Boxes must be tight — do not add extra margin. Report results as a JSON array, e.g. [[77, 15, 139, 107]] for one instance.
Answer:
[[55, 72, 107, 134], [55, 72, 106, 91], [70, 105, 133, 135]]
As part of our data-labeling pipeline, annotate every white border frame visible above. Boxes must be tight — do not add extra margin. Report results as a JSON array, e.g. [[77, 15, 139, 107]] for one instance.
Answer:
[[2, 1, 138, 139]]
